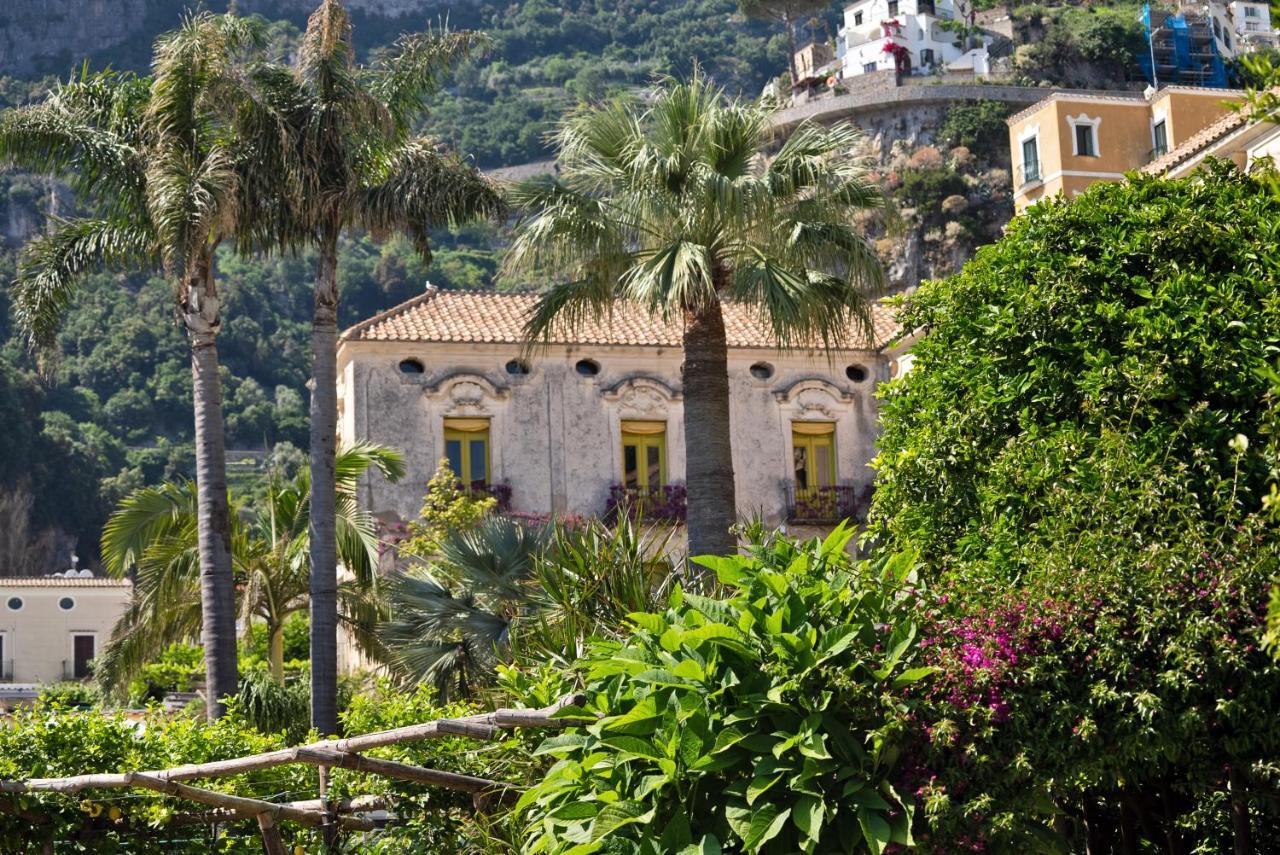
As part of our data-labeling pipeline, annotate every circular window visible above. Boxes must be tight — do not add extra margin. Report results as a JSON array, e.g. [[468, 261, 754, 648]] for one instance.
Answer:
[[6, 597, 22, 612], [59, 597, 75, 611], [574, 359, 600, 377], [398, 358, 425, 374], [845, 364, 869, 383], [749, 362, 774, 380], [505, 359, 531, 376]]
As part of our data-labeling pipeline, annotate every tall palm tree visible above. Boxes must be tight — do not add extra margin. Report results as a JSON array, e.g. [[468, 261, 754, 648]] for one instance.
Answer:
[[253, 0, 506, 734], [96, 442, 404, 696], [504, 74, 887, 557], [0, 14, 284, 718]]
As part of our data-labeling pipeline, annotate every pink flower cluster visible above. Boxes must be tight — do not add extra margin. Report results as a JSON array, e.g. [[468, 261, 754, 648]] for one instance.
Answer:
[[916, 597, 1073, 724]]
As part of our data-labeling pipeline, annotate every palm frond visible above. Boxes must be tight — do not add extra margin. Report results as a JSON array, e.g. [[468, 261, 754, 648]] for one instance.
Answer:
[[368, 28, 490, 135], [436, 516, 549, 602], [355, 138, 506, 258], [12, 217, 156, 350], [100, 482, 197, 578]]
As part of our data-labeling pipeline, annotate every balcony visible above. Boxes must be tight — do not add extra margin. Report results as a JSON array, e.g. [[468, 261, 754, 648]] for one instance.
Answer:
[[1016, 160, 1042, 187], [465, 482, 512, 513], [786, 484, 863, 524], [605, 484, 688, 523]]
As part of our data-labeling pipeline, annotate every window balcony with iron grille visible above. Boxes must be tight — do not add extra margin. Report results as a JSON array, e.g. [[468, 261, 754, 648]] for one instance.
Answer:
[[785, 483, 864, 524], [605, 484, 688, 523], [464, 481, 512, 513], [1017, 160, 1042, 187]]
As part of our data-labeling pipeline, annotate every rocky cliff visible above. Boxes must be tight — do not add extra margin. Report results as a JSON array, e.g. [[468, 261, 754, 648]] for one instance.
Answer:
[[0, 0, 461, 76]]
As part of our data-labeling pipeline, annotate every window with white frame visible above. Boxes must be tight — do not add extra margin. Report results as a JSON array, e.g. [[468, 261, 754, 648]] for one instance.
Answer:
[[864, 61, 878, 73], [1020, 134, 1040, 184], [1244, 6, 1260, 17], [1152, 119, 1168, 157], [1068, 115, 1101, 157]]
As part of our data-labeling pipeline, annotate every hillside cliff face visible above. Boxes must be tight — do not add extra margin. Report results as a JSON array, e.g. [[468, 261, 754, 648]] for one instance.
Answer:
[[0, 0, 457, 75], [0, 0, 150, 75]]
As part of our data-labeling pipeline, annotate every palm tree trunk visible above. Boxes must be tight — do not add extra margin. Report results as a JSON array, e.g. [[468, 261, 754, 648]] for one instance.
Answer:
[[309, 224, 341, 736], [681, 299, 738, 559], [784, 13, 800, 87], [183, 249, 238, 720], [269, 620, 285, 683]]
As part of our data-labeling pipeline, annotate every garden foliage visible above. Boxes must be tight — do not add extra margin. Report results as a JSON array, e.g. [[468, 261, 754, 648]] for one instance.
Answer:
[[509, 526, 932, 854], [873, 162, 1280, 851]]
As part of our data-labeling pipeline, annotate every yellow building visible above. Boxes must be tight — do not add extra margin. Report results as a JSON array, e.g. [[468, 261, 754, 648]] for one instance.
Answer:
[[1007, 86, 1243, 211]]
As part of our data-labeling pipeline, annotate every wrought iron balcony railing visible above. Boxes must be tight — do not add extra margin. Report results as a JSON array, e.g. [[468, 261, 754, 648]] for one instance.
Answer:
[[605, 484, 688, 523], [1017, 160, 1042, 187], [464, 482, 512, 513], [786, 484, 863, 524]]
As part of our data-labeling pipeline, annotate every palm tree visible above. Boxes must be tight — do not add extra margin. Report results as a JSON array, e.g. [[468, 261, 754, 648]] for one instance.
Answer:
[[504, 74, 887, 558], [0, 13, 286, 718], [96, 442, 404, 696], [253, 0, 506, 734], [381, 515, 672, 699]]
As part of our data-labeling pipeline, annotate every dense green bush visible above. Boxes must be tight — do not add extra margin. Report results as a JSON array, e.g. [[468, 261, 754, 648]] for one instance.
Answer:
[[507, 526, 931, 854], [936, 100, 1012, 151], [872, 162, 1280, 851]]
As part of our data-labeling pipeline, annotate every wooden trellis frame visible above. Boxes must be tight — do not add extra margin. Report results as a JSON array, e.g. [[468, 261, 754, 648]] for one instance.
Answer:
[[0, 695, 587, 853]]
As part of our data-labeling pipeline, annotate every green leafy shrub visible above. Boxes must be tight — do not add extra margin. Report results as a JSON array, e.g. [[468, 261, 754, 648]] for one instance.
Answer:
[[0, 708, 309, 853], [507, 526, 932, 854], [872, 163, 1280, 851], [397, 458, 498, 559], [127, 643, 205, 706], [936, 100, 1012, 151], [35, 682, 100, 711], [334, 681, 493, 854]]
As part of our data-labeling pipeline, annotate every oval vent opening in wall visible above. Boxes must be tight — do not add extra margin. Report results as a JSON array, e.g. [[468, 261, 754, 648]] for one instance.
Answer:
[[505, 359, 531, 375], [845, 364, 869, 383], [749, 362, 774, 380], [398, 358, 425, 374], [575, 358, 601, 377]]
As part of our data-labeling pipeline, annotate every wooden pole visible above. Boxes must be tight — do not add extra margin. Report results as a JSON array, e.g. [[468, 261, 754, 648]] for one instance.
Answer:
[[0, 695, 589, 794], [295, 748, 504, 794], [257, 812, 288, 855]]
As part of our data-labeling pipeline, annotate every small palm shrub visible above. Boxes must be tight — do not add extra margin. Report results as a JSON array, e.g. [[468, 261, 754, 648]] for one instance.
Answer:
[[505, 525, 931, 854], [380, 515, 678, 701]]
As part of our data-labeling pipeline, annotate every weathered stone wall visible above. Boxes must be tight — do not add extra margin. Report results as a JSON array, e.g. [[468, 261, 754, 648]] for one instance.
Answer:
[[337, 340, 888, 525]]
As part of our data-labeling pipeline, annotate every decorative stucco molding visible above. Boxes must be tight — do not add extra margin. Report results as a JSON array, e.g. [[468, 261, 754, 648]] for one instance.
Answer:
[[423, 372, 508, 417], [601, 376, 682, 420], [772, 378, 855, 420]]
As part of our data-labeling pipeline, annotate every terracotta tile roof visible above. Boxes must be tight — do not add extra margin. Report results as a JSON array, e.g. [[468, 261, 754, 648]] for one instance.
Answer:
[[0, 576, 131, 588], [1141, 109, 1249, 176], [341, 289, 900, 351]]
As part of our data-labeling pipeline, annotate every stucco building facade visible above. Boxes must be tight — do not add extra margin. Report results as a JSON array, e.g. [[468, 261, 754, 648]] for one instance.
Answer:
[[1007, 85, 1243, 211], [0, 574, 131, 698], [336, 290, 900, 533]]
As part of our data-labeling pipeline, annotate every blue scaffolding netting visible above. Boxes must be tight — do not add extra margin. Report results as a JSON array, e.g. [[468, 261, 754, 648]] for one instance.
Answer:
[[1140, 3, 1228, 88]]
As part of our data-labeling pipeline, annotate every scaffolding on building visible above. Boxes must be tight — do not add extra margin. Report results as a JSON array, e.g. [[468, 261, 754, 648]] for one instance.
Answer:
[[1140, 3, 1229, 88]]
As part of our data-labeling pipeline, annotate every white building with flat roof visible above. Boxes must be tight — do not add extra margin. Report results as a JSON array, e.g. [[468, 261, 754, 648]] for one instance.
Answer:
[[837, 0, 975, 79]]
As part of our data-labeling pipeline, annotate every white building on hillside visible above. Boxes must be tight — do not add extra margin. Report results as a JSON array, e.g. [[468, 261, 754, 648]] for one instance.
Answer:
[[1228, 1, 1278, 49], [837, 0, 980, 79]]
